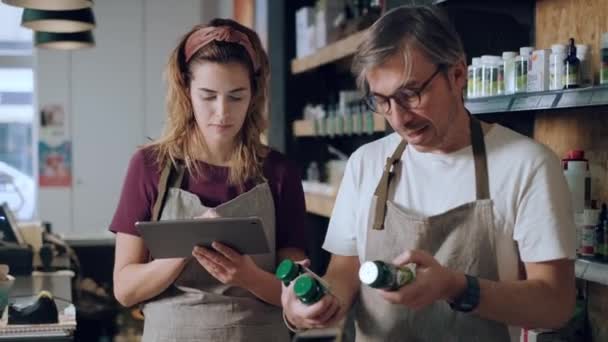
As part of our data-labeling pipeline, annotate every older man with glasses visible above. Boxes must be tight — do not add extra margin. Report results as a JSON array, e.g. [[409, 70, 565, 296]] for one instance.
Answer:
[[282, 4, 576, 342]]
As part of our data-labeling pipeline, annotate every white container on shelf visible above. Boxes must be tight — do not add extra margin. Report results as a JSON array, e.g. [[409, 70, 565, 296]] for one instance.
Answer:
[[515, 47, 533, 93], [580, 208, 600, 257], [502, 51, 517, 94], [562, 150, 591, 215], [472, 57, 482, 98], [467, 63, 475, 98], [295, 7, 315, 58], [494, 56, 505, 95], [528, 49, 550, 92], [550, 44, 566, 90], [481, 55, 498, 97], [576, 44, 592, 87]]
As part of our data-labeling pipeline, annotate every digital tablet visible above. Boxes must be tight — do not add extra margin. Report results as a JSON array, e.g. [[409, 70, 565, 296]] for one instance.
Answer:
[[135, 217, 270, 258]]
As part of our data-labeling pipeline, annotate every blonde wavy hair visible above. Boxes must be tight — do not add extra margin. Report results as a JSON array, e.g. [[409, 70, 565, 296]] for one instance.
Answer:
[[147, 18, 270, 186]]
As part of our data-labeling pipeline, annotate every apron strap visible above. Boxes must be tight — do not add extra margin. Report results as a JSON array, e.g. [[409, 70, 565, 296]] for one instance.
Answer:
[[151, 161, 186, 222], [372, 139, 407, 230], [470, 117, 490, 200]]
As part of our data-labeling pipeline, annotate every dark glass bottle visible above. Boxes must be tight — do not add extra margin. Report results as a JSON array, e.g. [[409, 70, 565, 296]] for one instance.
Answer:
[[564, 38, 581, 89]]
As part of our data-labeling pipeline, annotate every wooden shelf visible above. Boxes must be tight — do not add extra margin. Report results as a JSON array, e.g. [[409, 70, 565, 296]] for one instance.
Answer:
[[293, 115, 386, 137], [291, 31, 366, 74], [304, 192, 335, 218]]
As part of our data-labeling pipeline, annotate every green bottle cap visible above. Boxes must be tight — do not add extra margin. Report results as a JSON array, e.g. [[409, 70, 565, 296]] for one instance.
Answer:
[[294, 275, 321, 303], [275, 259, 300, 283]]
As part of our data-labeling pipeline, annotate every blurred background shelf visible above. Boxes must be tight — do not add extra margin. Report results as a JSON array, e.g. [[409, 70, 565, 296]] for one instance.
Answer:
[[465, 86, 608, 115], [575, 259, 608, 286], [304, 192, 335, 217], [293, 115, 386, 137], [291, 30, 366, 74]]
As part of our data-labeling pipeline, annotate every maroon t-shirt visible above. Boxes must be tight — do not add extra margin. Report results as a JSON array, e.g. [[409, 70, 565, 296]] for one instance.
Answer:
[[109, 147, 307, 251]]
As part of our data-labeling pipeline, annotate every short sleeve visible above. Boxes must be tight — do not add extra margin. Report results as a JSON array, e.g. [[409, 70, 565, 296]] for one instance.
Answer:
[[513, 152, 577, 262], [322, 155, 359, 256], [109, 149, 158, 237], [275, 160, 308, 252]]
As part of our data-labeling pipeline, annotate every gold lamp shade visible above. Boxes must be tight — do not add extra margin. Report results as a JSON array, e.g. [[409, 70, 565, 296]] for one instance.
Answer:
[[22, 8, 95, 33], [1, 0, 92, 10], [35, 31, 94, 50]]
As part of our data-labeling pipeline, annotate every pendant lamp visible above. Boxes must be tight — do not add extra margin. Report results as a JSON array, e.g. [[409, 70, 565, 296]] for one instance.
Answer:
[[22, 8, 95, 33], [1, 0, 92, 10], [35, 31, 94, 50]]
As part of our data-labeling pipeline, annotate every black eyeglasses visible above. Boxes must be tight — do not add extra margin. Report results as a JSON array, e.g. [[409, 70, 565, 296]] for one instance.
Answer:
[[363, 65, 445, 115]]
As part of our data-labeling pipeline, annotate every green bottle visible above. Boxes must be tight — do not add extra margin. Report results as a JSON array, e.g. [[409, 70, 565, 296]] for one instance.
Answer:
[[359, 260, 415, 291], [294, 275, 327, 304], [275, 259, 303, 286]]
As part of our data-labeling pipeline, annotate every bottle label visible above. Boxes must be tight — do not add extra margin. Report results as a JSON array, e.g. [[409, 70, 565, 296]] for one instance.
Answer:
[[580, 226, 595, 256], [468, 68, 474, 98], [497, 66, 505, 94], [474, 69, 482, 97], [394, 267, 414, 288], [515, 60, 528, 92], [564, 63, 580, 87]]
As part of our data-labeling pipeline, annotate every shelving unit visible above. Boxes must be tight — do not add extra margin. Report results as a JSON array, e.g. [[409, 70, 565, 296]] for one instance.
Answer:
[[291, 30, 366, 74], [304, 192, 335, 218], [465, 86, 608, 115], [292, 115, 387, 137], [575, 259, 608, 286]]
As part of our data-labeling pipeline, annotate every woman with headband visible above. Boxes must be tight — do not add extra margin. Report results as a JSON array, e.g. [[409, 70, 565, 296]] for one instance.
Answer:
[[109, 18, 307, 341]]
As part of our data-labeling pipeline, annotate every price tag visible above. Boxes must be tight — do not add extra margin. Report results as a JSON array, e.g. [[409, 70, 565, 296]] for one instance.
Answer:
[[511, 96, 540, 110]]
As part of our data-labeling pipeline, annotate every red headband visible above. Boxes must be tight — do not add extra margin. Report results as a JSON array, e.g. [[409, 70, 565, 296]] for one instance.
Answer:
[[184, 26, 260, 71]]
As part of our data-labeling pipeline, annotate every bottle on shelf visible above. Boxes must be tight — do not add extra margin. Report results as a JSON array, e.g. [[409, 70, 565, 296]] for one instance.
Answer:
[[502, 52, 517, 95], [564, 38, 581, 89], [550, 44, 566, 90], [515, 47, 533, 93], [576, 44, 592, 87]]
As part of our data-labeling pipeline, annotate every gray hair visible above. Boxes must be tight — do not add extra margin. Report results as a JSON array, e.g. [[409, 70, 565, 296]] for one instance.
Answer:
[[353, 5, 465, 91]]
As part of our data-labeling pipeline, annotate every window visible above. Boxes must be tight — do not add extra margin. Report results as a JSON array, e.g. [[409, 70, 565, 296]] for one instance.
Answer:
[[0, 3, 35, 220]]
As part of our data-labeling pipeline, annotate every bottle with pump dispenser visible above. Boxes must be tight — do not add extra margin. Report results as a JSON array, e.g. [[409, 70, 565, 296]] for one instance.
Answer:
[[564, 38, 581, 89]]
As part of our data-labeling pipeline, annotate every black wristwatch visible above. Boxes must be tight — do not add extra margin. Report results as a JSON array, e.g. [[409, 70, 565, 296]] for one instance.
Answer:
[[448, 274, 480, 313]]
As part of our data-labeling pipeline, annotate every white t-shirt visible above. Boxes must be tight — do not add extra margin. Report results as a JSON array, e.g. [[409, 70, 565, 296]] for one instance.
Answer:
[[324, 124, 576, 277]]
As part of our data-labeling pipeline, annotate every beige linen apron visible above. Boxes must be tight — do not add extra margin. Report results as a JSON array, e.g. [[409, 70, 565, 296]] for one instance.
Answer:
[[354, 117, 512, 342], [141, 163, 289, 342]]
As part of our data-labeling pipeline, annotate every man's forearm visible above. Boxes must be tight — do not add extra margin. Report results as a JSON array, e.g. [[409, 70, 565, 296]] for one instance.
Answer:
[[323, 255, 361, 319], [474, 277, 575, 329]]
